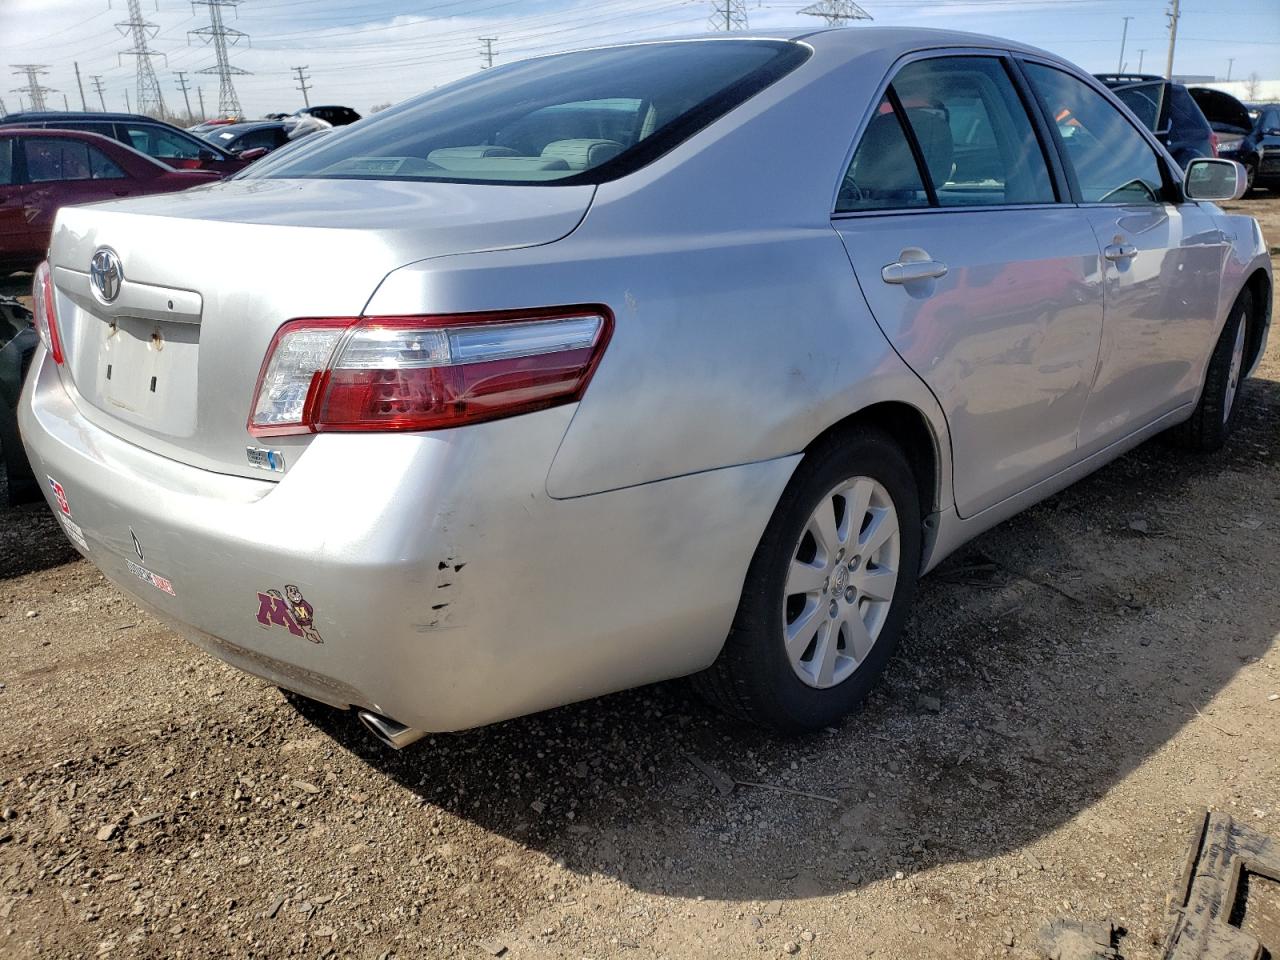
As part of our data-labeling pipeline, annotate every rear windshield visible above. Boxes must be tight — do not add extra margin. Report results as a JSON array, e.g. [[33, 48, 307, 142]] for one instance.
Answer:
[[246, 40, 808, 185]]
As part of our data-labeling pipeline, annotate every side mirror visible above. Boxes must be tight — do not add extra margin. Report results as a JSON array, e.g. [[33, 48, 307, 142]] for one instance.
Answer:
[[236, 147, 270, 162], [1267, 128, 1280, 137], [1183, 157, 1247, 201]]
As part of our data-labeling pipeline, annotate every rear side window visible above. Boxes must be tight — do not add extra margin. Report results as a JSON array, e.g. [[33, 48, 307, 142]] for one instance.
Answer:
[[247, 40, 810, 185], [1109, 82, 1164, 132], [0, 139, 13, 186], [1024, 63, 1165, 204], [24, 138, 125, 182], [837, 55, 1055, 213], [892, 57, 1055, 206]]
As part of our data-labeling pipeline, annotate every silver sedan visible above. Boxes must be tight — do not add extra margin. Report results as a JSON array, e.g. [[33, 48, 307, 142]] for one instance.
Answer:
[[19, 28, 1272, 747]]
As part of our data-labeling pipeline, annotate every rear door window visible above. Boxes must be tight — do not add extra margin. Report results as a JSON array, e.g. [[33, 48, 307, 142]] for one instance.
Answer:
[[1024, 63, 1166, 204], [836, 55, 1056, 212], [24, 138, 125, 182], [892, 57, 1056, 206]]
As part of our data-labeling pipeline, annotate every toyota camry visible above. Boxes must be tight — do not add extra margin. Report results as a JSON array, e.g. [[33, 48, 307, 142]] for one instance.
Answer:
[[19, 28, 1272, 748]]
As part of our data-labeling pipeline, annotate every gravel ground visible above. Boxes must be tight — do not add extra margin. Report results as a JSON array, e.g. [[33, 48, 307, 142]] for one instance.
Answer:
[[1, 196, 1279, 960]]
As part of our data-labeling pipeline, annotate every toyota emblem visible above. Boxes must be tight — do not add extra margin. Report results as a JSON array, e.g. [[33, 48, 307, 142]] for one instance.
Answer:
[[90, 247, 123, 303]]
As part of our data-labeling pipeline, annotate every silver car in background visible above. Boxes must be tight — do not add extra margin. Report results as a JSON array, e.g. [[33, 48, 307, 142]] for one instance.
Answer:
[[20, 29, 1272, 747]]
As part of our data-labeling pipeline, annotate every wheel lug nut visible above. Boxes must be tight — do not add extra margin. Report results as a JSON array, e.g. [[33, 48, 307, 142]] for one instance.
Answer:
[[828, 601, 839, 618], [848, 554, 861, 570], [822, 577, 830, 594], [844, 587, 856, 603]]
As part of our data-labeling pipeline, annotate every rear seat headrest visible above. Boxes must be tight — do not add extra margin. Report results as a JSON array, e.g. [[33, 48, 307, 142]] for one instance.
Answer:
[[539, 139, 624, 170]]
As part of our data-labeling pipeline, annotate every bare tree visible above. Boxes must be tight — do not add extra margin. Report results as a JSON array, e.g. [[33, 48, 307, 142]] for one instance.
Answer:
[[1245, 72, 1261, 101]]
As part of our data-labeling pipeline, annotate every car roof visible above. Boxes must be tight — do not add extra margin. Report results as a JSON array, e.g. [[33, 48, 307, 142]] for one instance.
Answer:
[[0, 111, 166, 123], [211, 120, 285, 133]]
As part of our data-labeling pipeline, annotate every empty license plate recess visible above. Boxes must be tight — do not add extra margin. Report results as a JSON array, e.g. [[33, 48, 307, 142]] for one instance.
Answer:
[[92, 314, 200, 437]]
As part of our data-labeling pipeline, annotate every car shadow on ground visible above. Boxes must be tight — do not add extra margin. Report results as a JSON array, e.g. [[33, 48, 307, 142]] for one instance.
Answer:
[[286, 375, 1280, 903]]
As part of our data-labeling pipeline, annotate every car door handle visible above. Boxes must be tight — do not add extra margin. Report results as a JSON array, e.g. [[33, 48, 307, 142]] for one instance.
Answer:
[[1103, 243, 1138, 262], [881, 259, 948, 284]]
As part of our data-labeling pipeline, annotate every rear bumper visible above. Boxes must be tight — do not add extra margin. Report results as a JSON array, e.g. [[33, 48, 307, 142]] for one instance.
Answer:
[[19, 348, 798, 731]]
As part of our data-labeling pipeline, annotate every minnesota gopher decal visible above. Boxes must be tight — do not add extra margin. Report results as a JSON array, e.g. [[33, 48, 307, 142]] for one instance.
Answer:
[[255, 584, 324, 644]]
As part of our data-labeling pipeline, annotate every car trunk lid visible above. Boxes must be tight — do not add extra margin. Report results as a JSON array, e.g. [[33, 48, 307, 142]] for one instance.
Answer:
[[46, 177, 593, 479]]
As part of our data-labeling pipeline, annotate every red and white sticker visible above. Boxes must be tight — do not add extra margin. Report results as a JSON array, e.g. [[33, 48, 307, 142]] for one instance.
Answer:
[[128, 559, 176, 597], [47, 476, 71, 517]]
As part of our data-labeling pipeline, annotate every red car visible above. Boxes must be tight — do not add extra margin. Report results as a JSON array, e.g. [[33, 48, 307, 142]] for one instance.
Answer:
[[0, 128, 218, 273]]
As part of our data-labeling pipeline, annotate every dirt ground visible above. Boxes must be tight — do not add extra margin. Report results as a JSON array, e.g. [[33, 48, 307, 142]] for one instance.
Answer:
[[2, 197, 1279, 960]]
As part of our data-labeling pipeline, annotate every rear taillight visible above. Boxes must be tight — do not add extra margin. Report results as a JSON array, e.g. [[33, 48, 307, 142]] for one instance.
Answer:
[[1210, 131, 1220, 154], [249, 306, 612, 436], [31, 261, 65, 365]]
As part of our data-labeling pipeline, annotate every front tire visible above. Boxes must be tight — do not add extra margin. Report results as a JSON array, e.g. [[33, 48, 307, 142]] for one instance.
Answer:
[[1169, 288, 1252, 452], [696, 427, 922, 733]]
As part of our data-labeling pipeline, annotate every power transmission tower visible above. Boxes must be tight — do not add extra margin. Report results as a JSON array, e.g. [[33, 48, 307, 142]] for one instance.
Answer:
[[11, 65, 56, 112], [190, 0, 250, 117], [1164, 0, 1180, 81], [0, 97, 8, 116], [74, 61, 88, 110], [1118, 16, 1132, 73], [708, 0, 747, 31], [291, 64, 311, 107], [116, 0, 169, 118], [798, 0, 871, 26], [478, 37, 497, 69], [90, 75, 107, 110], [175, 70, 193, 117]]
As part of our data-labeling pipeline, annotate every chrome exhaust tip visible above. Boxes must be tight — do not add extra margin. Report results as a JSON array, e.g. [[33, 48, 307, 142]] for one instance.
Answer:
[[357, 710, 427, 750]]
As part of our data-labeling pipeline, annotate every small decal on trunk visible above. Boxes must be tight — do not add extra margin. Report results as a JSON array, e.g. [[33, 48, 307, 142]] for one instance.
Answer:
[[127, 559, 176, 596], [255, 585, 323, 644]]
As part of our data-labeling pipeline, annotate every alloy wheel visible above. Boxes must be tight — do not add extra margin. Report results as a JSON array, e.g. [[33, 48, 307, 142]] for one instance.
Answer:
[[782, 476, 901, 689], [1224, 318, 1247, 425]]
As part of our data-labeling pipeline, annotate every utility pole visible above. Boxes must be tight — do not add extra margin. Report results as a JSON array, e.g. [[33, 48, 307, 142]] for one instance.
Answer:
[[197, 86, 206, 118], [478, 37, 497, 69], [11, 65, 55, 112], [1226, 58, 1234, 81], [116, 0, 169, 118], [74, 61, 88, 110], [190, 0, 250, 117], [90, 75, 107, 110], [798, 0, 871, 25], [1164, 0, 1180, 81], [291, 64, 311, 107], [63, 93, 70, 111], [124, 88, 131, 112], [1137, 49, 1146, 73], [708, 0, 748, 30], [1118, 16, 1132, 73], [175, 70, 193, 118]]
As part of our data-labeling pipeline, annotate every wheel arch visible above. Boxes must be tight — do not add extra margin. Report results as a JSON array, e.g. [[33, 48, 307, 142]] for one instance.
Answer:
[[1242, 267, 1272, 375], [801, 400, 944, 569]]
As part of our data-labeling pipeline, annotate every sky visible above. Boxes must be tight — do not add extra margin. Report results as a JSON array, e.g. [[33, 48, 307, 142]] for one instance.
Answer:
[[1, 0, 1277, 118]]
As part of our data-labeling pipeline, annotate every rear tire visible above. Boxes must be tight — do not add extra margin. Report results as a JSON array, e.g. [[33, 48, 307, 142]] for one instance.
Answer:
[[695, 427, 922, 733], [1169, 289, 1252, 452]]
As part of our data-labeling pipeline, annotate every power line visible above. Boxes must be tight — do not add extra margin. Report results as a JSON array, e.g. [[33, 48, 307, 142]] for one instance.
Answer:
[[291, 64, 311, 107], [190, 0, 250, 117], [478, 36, 498, 69], [798, 1, 872, 25], [11, 65, 56, 112], [708, 0, 748, 30], [115, 0, 169, 118], [90, 75, 107, 111], [175, 69, 193, 116]]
